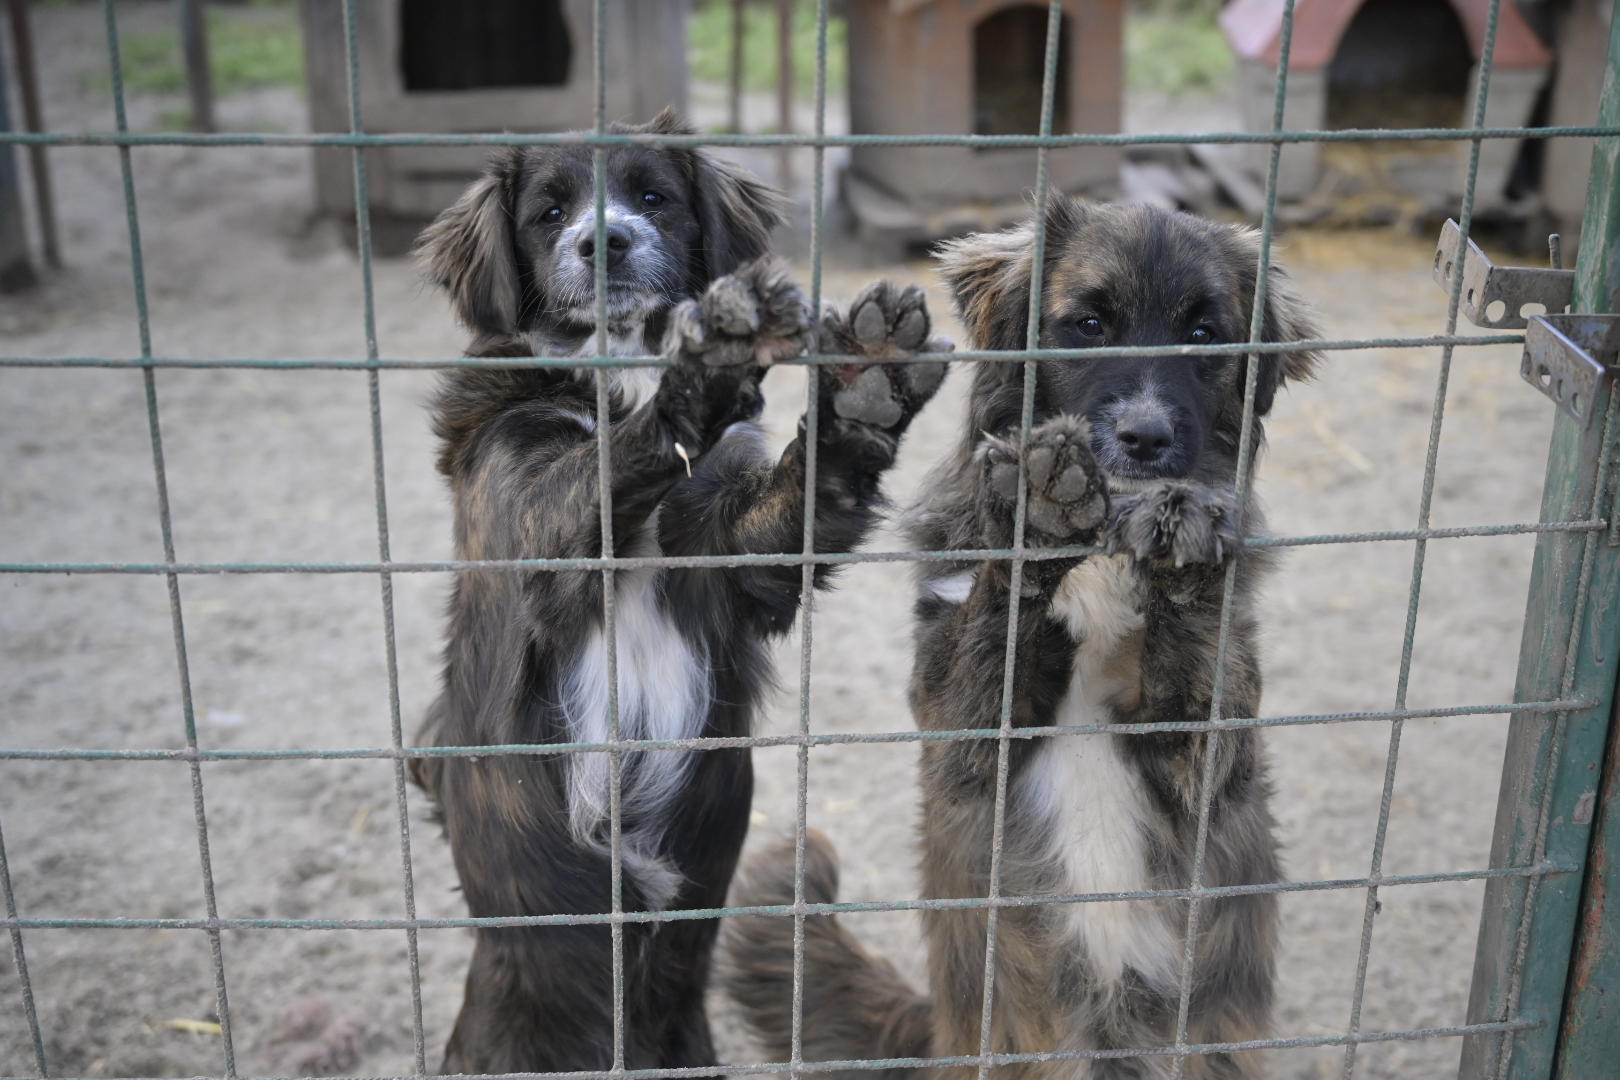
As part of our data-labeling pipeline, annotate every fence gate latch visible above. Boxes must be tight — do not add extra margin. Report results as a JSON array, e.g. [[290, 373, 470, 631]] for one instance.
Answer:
[[1432, 218, 1574, 329]]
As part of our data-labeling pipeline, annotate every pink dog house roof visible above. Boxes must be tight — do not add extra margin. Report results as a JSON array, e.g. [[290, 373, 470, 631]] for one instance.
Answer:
[[1220, 0, 1551, 70]]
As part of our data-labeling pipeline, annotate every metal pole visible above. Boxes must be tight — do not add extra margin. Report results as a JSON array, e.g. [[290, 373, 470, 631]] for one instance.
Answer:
[[4, 0, 59, 267]]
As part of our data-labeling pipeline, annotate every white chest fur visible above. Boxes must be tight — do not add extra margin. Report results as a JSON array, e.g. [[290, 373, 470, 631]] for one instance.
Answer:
[[561, 322, 663, 413], [1020, 556, 1179, 994], [560, 514, 709, 907]]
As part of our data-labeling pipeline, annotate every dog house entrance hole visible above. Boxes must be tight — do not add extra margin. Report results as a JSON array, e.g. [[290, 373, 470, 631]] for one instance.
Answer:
[[1326, 0, 1471, 130], [974, 5, 1070, 137], [401, 0, 573, 92]]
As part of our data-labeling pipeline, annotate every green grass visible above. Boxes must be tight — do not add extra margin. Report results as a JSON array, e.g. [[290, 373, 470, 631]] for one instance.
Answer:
[[1125, 2, 1234, 96], [85, 0, 303, 98], [688, 0, 847, 103]]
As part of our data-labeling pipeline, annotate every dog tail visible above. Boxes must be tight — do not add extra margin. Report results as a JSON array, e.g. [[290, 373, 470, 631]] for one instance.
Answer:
[[724, 830, 932, 1080]]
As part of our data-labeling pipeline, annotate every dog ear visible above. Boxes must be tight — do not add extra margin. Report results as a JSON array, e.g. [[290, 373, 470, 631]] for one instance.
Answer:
[[935, 222, 1034, 352], [634, 107, 788, 277], [1252, 265, 1321, 416], [690, 149, 788, 280], [644, 105, 688, 136], [416, 153, 521, 335], [936, 200, 1081, 445], [934, 198, 1080, 352]]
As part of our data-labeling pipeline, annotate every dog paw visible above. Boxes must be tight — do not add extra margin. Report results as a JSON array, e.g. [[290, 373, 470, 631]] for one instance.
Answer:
[[660, 260, 810, 450], [978, 416, 1109, 553], [666, 259, 812, 368], [818, 281, 951, 432], [1104, 481, 1240, 567]]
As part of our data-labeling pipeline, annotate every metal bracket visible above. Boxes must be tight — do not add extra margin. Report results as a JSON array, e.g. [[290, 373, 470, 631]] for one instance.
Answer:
[[1521, 314, 1620, 428], [1433, 218, 1574, 329]]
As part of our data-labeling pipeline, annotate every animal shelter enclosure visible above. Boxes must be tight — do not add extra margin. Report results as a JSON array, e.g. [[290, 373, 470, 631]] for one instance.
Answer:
[[4, 1, 1620, 1079]]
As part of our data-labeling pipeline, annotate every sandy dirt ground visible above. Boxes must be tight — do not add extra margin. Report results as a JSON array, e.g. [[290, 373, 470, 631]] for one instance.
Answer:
[[0, 6, 1571, 1079]]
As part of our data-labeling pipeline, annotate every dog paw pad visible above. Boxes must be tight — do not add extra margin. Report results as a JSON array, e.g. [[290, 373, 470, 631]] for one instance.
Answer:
[[893, 307, 929, 351], [851, 297, 889, 348], [832, 366, 905, 427]]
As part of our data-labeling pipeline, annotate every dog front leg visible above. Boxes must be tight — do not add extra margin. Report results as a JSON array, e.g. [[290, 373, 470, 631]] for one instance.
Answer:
[[464, 263, 808, 610], [1104, 482, 1263, 814], [912, 416, 1109, 799], [659, 282, 948, 636]]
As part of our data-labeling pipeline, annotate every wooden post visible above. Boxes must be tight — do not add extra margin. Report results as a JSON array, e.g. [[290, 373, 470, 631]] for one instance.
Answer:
[[728, 0, 745, 133], [775, 0, 793, 189], [0, 23, 37, 292], [179, 0, 216, 133], [5, 0, 59, 267]]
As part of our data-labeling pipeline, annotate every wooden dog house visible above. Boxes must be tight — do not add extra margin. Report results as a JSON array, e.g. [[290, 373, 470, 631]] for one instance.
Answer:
[[1221, 0, 1551, 208], [299, 0, 688, 252], [843, 0, 1123, 240]]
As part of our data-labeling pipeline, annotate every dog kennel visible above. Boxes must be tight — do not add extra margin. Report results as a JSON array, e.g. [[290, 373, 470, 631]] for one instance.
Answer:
[[1221, 0, 1551, 210], [298, 0, 689, 253], [842, 0, 1123, 240]]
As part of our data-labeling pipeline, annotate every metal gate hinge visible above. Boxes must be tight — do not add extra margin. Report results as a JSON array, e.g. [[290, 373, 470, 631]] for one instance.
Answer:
[[1522, 314, 1620, 429], [1527, 314, 1620, 548], [1432, 218, 1574, 329]]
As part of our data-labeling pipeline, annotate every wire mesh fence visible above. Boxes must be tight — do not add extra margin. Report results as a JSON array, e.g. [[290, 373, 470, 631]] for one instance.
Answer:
[[2, 0, 1618, 1078]]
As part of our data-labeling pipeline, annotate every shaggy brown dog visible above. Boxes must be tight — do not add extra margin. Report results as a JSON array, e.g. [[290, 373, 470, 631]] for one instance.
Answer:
[[726, 199, 1319, 1080]]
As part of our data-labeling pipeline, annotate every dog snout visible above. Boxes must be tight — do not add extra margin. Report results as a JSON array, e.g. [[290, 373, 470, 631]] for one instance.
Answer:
[[577, 223, 634, 269], [1113, 403, 1175, 466]]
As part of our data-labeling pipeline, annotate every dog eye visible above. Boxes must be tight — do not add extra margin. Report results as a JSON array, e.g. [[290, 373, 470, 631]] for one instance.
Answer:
[[641, 191, 665, 207], [1077, 317, 1104, 338], [1189, 326, 1215, 344], [541, 206, 565, 224]]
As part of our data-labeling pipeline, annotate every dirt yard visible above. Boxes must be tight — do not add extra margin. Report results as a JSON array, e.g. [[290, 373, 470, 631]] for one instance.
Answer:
[[0, 5, 1566, 1079]]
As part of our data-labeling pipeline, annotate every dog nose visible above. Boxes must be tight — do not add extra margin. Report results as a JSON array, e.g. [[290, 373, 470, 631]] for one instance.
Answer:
[[577, 224, 633, 268], [1115, 414, 1174, 464]]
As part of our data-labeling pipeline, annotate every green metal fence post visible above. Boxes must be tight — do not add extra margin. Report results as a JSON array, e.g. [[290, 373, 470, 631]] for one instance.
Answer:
[[1461, 6, 1620, 1078], [1549, 4, 1620, 1075]]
